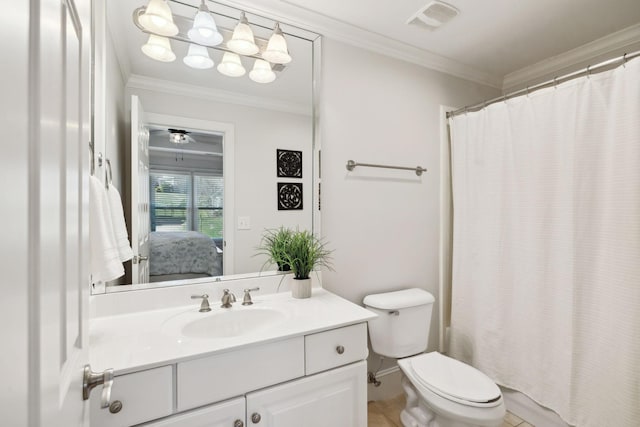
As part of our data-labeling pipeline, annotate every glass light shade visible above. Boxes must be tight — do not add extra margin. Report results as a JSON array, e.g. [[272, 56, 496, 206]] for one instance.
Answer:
[[141, 34, 176, 62], [227, 13, 259, 56], [138, 0, 179, 36], [262, 23, 292, 64], [183, 44, 214, 69], [249, 59, 276, 84], [217, 52, 246, 77], [169, 132, 189, 144], [187, 3, 223, 46]]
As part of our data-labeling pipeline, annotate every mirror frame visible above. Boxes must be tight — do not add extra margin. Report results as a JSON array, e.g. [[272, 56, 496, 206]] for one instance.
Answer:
[[91, 0, 322, 294]]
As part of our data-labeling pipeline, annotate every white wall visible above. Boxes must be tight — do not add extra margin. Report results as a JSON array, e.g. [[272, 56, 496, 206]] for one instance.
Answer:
[[319, 39, 500, 360], [124, 87, 313, 274]]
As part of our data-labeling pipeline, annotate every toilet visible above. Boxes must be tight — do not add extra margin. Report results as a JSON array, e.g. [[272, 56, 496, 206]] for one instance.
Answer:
[[363, 288, 505, 427]]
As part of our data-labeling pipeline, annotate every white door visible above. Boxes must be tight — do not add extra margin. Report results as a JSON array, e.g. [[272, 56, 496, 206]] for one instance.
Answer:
[[246, 361, 367, 427], [0, 0, 92, 425], [131, 95, 151, 284]]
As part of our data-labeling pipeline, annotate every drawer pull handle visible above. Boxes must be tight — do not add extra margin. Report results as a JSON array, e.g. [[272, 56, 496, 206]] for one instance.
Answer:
[[336, 345, 345, 355], [251, 412, 262, 423], [234, 420, 244, 427], [109, 400, 123, 414]]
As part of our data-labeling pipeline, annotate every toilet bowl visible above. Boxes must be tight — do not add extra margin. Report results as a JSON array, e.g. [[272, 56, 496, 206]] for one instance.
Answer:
[[363, 289, 505, 427], [397, 352, 505, 427]]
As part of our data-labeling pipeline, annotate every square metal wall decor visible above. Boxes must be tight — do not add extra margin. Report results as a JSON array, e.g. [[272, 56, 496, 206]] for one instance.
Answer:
[[277, 183, 303, 210], [277, 149, 303, 178]]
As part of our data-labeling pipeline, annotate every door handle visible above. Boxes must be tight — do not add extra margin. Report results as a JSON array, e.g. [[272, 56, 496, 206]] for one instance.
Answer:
[[83, 364, 114, 409], [132, 255, 149, 264]]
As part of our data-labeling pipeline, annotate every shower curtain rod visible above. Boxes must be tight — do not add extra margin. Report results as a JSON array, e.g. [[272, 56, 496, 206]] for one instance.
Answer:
[[446, 49, 640, 119]]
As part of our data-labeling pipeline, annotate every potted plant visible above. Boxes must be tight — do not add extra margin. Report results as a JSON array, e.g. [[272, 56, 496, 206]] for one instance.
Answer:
[[257, 227, 294, 272], [281, 229, 332, 299]]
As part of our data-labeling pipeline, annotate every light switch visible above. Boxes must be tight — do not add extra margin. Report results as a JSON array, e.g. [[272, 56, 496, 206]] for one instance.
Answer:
[[238, 216, 251, 230]]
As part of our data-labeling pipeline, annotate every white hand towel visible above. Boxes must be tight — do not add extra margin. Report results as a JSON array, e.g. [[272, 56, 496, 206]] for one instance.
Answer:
[[90, 175, 124, 283], [106, 183, 134, 262]]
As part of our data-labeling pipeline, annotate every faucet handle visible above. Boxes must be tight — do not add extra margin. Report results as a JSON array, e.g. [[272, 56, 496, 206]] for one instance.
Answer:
[[242, 287, 260, 305], [191, 294, 211, 312], [221, 289, 237, 308]]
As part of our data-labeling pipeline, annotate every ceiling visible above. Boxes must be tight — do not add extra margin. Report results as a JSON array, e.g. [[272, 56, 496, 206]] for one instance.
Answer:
[[111, 0, 640, 94], [221, 0, 640, 88]]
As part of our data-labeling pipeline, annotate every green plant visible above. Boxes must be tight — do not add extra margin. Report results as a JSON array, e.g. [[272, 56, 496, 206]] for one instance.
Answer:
[[282, 229, 333, 280], [257, 227, 294, 271]]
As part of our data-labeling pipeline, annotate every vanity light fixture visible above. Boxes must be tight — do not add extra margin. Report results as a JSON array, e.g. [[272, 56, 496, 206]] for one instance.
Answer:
[[249, 59, 276, 84], [134, 1, 291, 83], [227, 12, 259, 56], [141, 34, 176, 62], [217, 52, 246, 77], [262, 23, 291, 64], [138, 0, 179, 36], [187, 0, 223, 46], [183, 44, 214, 69]]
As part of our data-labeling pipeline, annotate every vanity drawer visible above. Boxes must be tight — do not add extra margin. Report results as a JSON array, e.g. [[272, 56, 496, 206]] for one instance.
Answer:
[[305, 323, 368, 375], [90, 365, 173, 427], [142, 397, 245, 427], [177, 336, 305, 412]]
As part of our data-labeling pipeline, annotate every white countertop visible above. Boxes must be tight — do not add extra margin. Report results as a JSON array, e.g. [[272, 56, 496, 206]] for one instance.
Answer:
[[90, 288, 376, 374]]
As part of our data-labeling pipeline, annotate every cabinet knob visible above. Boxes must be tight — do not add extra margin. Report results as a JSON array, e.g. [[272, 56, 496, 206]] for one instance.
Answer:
[[234, 420, 244, 427], [336, 345, 345, 355], [251, 412, 262, 423], [109, 400, 123, 414]]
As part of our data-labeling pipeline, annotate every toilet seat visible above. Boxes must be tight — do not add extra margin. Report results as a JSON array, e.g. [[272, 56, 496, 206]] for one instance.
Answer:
[[406, 352, 502, 408]]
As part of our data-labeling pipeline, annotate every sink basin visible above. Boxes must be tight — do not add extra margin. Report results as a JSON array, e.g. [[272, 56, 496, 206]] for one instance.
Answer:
[[165, 307, 288, 339]]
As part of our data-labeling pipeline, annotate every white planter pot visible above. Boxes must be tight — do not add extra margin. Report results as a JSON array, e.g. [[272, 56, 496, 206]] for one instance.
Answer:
[[291, 278, 312, 299]]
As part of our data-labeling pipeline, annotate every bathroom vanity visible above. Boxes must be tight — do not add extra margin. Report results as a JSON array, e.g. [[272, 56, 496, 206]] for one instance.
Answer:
[[89, 284, 375, 426]]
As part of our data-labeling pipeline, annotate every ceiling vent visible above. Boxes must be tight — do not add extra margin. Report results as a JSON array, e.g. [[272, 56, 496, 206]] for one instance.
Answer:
[[407, 1, 459, 31]]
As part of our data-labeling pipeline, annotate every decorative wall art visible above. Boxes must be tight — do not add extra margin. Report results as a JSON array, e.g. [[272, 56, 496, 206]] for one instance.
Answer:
[[278, 183, 303, 210], [277, 149, 302, 178]]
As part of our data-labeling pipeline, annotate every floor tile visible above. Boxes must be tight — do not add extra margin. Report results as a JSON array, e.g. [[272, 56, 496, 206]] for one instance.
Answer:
[[504, 411, 524, 426]]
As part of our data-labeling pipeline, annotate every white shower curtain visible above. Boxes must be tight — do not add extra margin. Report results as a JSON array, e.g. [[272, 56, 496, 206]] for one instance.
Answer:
[[448, 58, 640, 427]]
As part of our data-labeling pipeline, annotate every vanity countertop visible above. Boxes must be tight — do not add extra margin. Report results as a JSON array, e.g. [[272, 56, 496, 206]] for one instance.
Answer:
[[90, 288, 376, 374]]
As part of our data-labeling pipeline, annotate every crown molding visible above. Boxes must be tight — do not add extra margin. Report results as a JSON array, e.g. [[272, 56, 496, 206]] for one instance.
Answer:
[[209, 0, 503, 88], [503, 23, 640, 91], [126, 74, 311, 116], [320, 23, 503, 89]]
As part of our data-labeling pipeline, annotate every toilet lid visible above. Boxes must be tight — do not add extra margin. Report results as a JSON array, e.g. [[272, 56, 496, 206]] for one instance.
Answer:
[[410, 353, 501, 404]]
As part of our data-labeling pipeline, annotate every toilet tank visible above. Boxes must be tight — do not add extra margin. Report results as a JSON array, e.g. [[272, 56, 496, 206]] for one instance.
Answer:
[[363, 288, 435, 358]]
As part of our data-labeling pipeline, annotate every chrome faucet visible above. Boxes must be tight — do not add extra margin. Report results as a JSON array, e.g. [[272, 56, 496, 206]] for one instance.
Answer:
[[242, 287, 260, 305], [191, 294, 211, 312], [220, 289, 236, 308]]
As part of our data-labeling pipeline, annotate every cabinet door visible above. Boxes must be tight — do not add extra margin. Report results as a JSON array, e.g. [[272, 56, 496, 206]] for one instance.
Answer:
[[246, 361, 367, 427], [142, 397, 245, 427]]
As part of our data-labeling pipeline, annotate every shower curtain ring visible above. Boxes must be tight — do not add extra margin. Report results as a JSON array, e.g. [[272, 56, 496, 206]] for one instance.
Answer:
[[586, 65, 591, 78], [622, 53, 628, 67], [526, 86, 530, 97], [553, 77, 559, 89]]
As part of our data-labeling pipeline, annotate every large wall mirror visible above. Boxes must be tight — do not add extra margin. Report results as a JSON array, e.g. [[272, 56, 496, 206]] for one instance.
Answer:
[[92, 0, 320, 294]]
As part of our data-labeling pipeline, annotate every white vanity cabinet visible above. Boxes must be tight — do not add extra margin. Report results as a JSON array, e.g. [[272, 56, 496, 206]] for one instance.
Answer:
[[91, 322, 369, 427]]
